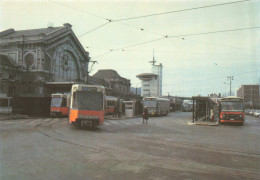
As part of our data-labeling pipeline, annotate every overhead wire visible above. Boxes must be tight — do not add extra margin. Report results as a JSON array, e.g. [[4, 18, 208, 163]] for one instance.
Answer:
[[113, 26, 260, 51], [90, 26, 260, 61], [113, 0, 250, 22]]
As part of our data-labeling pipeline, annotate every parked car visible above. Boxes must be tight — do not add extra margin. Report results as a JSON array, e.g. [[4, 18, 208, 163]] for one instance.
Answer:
[[245, 109, 251, 115], [249, 109, 256, 116], [254, 110, 260, 117]]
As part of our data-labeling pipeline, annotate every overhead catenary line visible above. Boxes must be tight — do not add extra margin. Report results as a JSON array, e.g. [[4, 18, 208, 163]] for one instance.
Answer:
[[48, 0, 108, 20], [113, 0, 250, 22], [50, 0, 251, 38], [91, 26, 260, 60], [115, 26, 260, 51], [78, 22, 111, 37], [49, 0, 258, 57]]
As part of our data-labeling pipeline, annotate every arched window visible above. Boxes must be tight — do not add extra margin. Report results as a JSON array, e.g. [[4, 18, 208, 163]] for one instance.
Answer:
[[53, 50, 79, 81]]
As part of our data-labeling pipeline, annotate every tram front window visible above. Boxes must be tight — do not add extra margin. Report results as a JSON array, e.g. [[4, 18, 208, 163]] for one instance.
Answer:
[[51, 97, 66, 107], [72, 91, 103, 110]]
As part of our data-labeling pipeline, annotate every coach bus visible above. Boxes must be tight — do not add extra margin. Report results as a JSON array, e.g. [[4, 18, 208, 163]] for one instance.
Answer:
[[105, 96, 118, 115], [219, 96, 244, 125], [143, 97, 170, 116], [69, 84, 106, 129], [50, 94, 70, 117]]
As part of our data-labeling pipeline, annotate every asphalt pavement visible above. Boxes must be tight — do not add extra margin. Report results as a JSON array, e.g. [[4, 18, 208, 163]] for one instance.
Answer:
[[0, 112, 259, 180]]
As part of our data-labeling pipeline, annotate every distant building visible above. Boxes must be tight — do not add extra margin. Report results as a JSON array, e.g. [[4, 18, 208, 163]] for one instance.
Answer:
[[151, 63, 162, 96], [136, 73, 158, 97], [92, 69, 131, 95], [130, 87, 141, 95], [209, 93, 221, 98], [237, 85, 260, 108], [0, 23, 90, 115]]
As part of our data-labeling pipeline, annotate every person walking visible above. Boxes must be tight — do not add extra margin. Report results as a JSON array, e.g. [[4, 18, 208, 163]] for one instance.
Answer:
[[143, 107, 149, 123], [113, 106, 118, 118]]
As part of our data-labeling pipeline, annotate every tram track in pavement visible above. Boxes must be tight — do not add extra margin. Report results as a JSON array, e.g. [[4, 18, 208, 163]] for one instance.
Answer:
[[34, 118, 260, 179], [101, 117, 260, 158]]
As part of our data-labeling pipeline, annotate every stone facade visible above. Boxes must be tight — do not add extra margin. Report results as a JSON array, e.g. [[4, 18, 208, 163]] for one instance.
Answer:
[[92, 69, 131, 96], [0, 23, 90, 114]]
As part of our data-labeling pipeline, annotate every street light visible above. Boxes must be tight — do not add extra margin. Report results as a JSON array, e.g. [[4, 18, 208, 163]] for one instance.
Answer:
[[224, 76, 234, 96]]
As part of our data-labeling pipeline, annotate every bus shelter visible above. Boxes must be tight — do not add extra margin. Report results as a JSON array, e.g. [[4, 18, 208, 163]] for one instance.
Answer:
[[192, 96, 218, 124]]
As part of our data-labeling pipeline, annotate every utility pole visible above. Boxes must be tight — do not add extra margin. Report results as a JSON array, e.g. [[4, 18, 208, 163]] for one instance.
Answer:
[[227, 76, 234, 96]]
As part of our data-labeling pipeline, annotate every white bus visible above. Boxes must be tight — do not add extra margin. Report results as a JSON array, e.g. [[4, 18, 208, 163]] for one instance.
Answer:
[[143, 97, 170, 116]]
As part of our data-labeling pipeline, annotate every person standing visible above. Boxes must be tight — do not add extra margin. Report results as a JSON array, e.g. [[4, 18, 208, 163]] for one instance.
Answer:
[[143, 107, 149, 123], [113, 106, 118, 118]]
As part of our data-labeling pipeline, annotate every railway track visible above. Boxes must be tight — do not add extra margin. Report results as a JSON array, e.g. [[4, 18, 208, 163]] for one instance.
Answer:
[[34, 119, 260, 179]]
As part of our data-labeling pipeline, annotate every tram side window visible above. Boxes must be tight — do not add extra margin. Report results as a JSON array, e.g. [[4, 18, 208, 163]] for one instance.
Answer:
[[72, 92, 77, 109], [107, 101, 115, 106], [0, 99, 8, 107]]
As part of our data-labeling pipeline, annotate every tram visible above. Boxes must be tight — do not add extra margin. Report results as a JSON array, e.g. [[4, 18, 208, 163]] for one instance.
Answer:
[[69, 84, 106, 128], [105, 96, 118, 114], [143, 97, 170, 116], [219, 96, 244, 125], [50, 94, 70, 117]]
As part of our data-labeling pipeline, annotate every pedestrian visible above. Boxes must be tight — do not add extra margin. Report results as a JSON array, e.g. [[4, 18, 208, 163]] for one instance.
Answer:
[[143, 106, 149, 123], [113, 106, 118, 118]]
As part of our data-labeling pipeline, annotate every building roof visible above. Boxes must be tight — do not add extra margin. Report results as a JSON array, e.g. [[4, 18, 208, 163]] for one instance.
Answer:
[[136, 73, 158, 78], [0, 23, 89, 60], [92, 69, 122, 78], [0, 27, 63, 38]]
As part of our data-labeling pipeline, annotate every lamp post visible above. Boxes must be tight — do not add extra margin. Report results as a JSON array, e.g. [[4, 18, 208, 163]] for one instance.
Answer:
[[224, 76, 234, 96]]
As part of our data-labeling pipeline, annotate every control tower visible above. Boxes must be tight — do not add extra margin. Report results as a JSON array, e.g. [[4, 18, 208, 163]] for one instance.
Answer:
[[136, 52, 163, 97]]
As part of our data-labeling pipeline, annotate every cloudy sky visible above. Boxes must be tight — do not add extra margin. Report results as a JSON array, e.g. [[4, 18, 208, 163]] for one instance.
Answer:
[[1, 0, 259, 96]]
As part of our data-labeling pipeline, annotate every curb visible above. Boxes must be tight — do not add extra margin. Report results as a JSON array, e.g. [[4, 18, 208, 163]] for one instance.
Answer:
[[0, 115, 30, 121], [187, 122, 218, 126], [105, 115, 142, 120]]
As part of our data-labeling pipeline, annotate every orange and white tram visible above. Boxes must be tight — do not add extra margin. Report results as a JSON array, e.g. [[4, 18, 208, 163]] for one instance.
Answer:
[[50, 94, 70, 117], [105, 96, 118, 114], [69, 84, 106, 128]]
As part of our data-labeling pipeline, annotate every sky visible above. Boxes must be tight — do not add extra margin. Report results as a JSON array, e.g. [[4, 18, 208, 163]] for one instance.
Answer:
[[0, 0, 259, 97]]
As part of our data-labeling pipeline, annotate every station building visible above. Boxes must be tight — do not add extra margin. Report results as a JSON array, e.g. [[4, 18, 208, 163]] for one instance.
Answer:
[[0, 23, 90, 115]]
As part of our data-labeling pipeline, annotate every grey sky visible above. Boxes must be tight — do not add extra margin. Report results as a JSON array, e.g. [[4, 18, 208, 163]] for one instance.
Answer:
[[1, 0, 259, 96]]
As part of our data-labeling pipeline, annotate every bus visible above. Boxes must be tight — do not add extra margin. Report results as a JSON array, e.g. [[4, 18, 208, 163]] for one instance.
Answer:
[[69, 84, 106, 128], [50, 94, 70, 117], [143, 97, 170, 116], [219, 96, 244, 125], [105, 96, 118, 115]]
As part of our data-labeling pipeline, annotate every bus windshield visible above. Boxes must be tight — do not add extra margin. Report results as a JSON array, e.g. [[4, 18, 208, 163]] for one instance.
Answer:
[[144, 100, 157, 108], [72, 91, 103, 110], [51, 97, 66, 107], [221, 101, 243, 111]]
